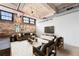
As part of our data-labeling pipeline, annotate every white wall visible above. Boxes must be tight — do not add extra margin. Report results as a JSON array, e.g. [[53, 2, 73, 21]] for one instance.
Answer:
[[36, 11, 79, 47]]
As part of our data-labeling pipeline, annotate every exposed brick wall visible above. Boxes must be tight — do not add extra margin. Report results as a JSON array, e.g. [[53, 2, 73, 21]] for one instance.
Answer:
[[0, 21, 36, 33]]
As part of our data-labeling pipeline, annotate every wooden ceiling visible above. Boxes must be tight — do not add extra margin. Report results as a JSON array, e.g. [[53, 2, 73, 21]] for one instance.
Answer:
[[0, 3, 57, 19], [0, 3, 77, 19]]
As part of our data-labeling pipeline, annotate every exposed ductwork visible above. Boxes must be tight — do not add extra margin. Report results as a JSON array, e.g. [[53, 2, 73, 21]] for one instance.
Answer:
[[57, 3, 79, 13], [45, 3, 79, 20], [0, 3, 79, 19]]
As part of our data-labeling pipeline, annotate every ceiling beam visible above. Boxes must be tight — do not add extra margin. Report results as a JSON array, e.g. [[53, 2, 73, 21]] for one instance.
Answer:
[[0, 4, 24, 14], [47, 3, 59, 13], [17, 3, 21, 11]]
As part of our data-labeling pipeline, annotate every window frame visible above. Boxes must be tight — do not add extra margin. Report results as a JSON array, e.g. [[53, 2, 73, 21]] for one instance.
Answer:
[[0, 10, 14, 22], [22, 16, 30, 24], [23, 16, 36, 25], [29, 18, 36, 25]]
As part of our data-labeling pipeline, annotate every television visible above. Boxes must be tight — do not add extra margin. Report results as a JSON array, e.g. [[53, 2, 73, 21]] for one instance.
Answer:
[[44, 26, 54, 33]]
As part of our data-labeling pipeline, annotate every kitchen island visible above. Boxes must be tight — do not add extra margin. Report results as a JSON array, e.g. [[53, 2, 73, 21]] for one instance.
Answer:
[[0, 32, 11, 56]]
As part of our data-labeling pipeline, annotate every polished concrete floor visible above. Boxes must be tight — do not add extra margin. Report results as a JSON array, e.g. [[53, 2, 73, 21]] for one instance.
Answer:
[[57, 44, 79, 56], [11, 40, 79, 56]]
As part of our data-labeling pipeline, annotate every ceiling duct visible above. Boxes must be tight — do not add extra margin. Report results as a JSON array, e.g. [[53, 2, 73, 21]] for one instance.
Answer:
[[58, 3, 79, 13], [46, 3, 79, 20]]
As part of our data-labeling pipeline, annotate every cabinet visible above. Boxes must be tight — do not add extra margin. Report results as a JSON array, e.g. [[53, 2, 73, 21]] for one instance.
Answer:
[[0, 48, 10, 56], [0, 38, 11, 56]]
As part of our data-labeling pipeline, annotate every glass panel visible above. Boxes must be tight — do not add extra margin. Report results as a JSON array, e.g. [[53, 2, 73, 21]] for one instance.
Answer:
[[1, 11, 5, 15], [6, 17, 12, 20], [30, 21, 34, 24], [1, 11, 12, 17], [30, 19, 34, 22], [24, 19, 29, 23], [23, 17, 35, 24], [23, 17, 29, 23], [1, 11, 13, 21], [30, 18, 35, 24], [23, 17, 29, 20], [7, 13, 12, 17], [1, 16, 6, 20], [1, 16, 12, 20], [30, 19, 34, 21]]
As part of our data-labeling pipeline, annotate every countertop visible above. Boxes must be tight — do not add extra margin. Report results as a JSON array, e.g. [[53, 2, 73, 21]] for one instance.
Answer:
[[0, 37, 10, 50]]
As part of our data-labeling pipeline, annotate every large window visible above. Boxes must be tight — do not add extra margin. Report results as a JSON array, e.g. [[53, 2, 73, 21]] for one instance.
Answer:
[[30, 18, 35, 24], [23, 17, 29, 23], [23, 16, 36, 25], [0, 11, 13, 21]]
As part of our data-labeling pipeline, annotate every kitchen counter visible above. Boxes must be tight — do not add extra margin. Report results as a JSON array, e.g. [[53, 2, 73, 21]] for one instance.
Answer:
[[0, 37, 11, 56], [0, 37, 10, 50]]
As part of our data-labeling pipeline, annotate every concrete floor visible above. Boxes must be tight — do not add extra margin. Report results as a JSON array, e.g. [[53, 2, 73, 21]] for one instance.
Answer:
[[11, 40, 79, 56], [57, 44, 79, 56]]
